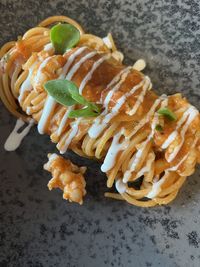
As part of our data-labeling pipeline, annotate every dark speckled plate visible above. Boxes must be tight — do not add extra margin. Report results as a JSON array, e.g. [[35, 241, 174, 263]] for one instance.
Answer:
[[1, 1, 200, 266]]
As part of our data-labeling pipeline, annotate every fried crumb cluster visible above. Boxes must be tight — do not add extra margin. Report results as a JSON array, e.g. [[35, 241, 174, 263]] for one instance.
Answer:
[[44, 153, 87, 205]]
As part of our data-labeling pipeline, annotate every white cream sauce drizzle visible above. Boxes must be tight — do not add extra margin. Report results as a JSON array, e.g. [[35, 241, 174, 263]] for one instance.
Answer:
[[128, 94, 167, 139], [60, 118, 81, 154], [135, 152, 155, 179], [19, 46, 57, 105], [106, 77, 148, 118], [146, 130, 199, 199], [115, 179, 127, 194], [101, 128, 128, 172], [168, 135, 198, 172], [66, 51, 97, 81], [44, 43, 54, 52], [168, 107, 198, 162], [57, 49, 100, 147], [34, 56, 52, 85], [161, 106, 191, 149], [60, 47, 87, 79], [123, 137, 151, 183], [107, 67, 131, 89], [122, 96, 168, 183], [79, 54, 110, 95], [38, 48, 87, 135], [54, 48, 89, 137], [57, 51, 102, 149], [163, 106, 198, 162], [127, 76, 151, 115], [87, 65, 129, 134], [88, 76, 150, 139], [100, 67, 131, 104], [56, 106, 74, 137], [55, 49, 95, 144], [87, 115, 107, 139], [37, 96, 56, 134], [103, 67, 131, 108], [4, 119, 34, 151], [146, 175, 165, 199], [18, 63, 36, 103]]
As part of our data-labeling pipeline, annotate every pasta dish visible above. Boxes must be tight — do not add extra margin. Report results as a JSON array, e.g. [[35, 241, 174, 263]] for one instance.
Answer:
[[1, 16, 200, 207]]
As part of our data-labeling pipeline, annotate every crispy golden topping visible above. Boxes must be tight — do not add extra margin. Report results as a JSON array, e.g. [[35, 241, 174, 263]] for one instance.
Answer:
[[44, 153, 87, 204]]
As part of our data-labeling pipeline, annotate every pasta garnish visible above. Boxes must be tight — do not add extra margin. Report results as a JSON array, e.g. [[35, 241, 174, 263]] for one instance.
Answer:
[[50, 23, 80, 54], [44, 79, 101, 118]]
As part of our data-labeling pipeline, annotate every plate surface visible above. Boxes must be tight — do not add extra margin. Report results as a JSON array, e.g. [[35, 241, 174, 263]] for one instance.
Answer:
[[1, 1, 200, 266]]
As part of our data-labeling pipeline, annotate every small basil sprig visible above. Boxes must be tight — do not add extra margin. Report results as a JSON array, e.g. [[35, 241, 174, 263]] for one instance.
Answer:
[[157, 108, 177, 121], [50, 23, 80, 54], [68, 107, 100, 118], [67, 86, 101, 113], [44, 79, 101, 118], [155, 124, 163, 132]]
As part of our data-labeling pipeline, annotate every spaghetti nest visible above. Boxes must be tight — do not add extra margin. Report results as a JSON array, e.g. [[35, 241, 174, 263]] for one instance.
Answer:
[[1, 15, 200, 207]]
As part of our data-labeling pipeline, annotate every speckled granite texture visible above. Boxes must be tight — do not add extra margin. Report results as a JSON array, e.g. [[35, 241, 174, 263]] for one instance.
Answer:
[[0, 0, 200, 266]]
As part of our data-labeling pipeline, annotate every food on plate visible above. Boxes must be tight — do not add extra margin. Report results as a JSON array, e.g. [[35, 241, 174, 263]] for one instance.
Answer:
[[1, 15, 200, 207], [44, 153, 87, 204]]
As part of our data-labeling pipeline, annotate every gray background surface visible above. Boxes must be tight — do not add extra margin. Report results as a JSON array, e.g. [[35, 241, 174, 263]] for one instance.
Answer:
[[0, 0, 200, 266]]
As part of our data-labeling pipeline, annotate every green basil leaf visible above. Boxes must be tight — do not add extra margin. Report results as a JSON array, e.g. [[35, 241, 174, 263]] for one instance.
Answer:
[[44, 79, 102, 118], [89, 103, 102, 113], [155, 124, 163, 132], [67, 83, 101, 113], [68, 107, 99, 118], [44, 79, 77, 106], [157, 108, 177, 121], [68, 86, 89, 106], [50, 23, 80, 54]]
